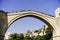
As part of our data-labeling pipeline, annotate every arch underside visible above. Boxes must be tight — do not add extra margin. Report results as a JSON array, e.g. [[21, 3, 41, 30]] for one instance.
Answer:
[[9, 15, 53, 28], [6, 11, 55, 33]]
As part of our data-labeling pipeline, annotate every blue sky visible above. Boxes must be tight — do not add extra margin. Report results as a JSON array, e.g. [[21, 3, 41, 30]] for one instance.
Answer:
[[0, 0, 60, 34]]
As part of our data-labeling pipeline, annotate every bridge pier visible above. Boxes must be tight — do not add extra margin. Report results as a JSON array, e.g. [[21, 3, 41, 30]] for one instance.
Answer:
[[0, 11, 7, 40], [53, 30, 60, 40], [53, 36, 60, 40], [53, 8, 60, 40]]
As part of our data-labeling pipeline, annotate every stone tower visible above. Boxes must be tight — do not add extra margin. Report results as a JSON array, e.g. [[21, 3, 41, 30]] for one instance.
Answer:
[[54, 8, 60, 40], [55, 8, 60, 17]]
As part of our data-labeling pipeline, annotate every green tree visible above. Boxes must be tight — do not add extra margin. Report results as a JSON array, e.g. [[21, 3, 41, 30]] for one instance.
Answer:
[[24, 36, 32, 40], [18, 33, 24, 40], [45, 26, 53, 40], [8, 33, 24, 40], [34, 35, 41, 40], [34, 30, 39, 33], [8, 33, 18, 40], [26, 30, 32, 36]]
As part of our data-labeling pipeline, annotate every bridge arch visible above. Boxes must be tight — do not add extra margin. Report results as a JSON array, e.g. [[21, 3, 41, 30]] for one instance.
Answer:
[[6, 10, 55, 33]]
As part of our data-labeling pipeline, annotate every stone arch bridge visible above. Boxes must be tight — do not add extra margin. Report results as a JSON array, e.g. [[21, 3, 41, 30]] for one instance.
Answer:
[[0, 8, 60, 40]]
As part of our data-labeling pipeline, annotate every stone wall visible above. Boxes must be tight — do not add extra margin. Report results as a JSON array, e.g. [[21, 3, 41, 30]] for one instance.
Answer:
[[0, 10, 7, 36]]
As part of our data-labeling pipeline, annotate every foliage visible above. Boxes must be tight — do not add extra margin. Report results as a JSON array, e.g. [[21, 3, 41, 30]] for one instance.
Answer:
[[8, 33, 24, 40], [8, 26, 53, 40], [24, 36, 32, 40], [34, 30, 39, 33], [26, 30, 32, 36]]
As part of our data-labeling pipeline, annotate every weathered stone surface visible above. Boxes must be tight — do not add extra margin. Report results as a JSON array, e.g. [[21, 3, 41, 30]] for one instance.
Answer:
[[0, 11, 7, 40]]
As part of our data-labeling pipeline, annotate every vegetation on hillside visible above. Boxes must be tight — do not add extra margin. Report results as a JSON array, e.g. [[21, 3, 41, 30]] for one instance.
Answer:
[[7, 26, 53, 40]]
